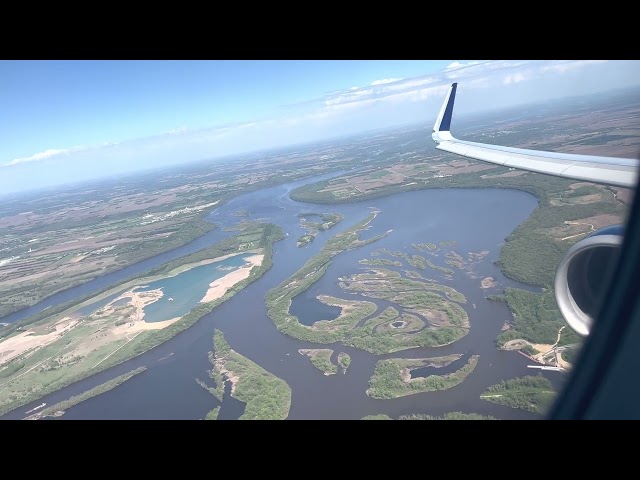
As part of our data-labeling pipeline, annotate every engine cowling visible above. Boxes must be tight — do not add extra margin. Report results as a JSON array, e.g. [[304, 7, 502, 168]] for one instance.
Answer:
[[554, 225, 624, 337]]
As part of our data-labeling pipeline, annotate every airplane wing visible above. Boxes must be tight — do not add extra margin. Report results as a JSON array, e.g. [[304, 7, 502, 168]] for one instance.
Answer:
[[432, 83, 639, 189]]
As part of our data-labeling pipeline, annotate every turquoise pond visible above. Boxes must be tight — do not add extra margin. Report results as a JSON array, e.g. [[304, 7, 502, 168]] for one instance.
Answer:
[[136, 254, 254, 322], [74, 253, 254, 322]]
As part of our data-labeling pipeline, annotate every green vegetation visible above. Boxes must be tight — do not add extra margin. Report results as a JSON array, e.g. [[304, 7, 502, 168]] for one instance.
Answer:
[[0, 361, 25, 379], [480, 375, 556, 414], [0, 223, 284, 417], [196, 351, 225, 402], [265, 212, 390, 343], [444, 251, 465, 269], [268, 229, 468, 353], [366, 354, 479, 399], [497, 233, 567, 286], [210, 330, 291, 420], [205, 406, 220, 420], [297, 212, 344, 247], [2, 133, 381, 319], [362, 414, 393, 420], [411, 242, 438, 251], [299, 349, 337, 375], [562, 186, 600, 198], [337, 352, 351, 373], [0, 220, 217, 319], [25, 366, 147, 419], [390, 250, 454, 275], [267, 217, 469, 354], [496, 288, 580, 347], [359, 258, 403, 267], [399, 412, 496, 420], [341, 268, 467, 304]]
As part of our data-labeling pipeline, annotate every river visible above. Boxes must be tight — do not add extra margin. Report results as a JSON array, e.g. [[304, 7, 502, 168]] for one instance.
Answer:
[[1, 173, 566, 420]]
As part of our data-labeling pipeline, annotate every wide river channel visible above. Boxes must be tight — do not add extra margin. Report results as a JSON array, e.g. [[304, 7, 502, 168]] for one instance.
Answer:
[[1, 172, 566, 419]]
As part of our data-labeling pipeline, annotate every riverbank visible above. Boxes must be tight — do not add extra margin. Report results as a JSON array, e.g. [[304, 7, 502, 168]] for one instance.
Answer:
[[207, 330, 291, 420], [200, 254, 264, 302]]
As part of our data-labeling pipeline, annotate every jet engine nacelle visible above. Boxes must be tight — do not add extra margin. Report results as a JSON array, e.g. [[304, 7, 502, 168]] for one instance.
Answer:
[[554, 225, 624, 337]]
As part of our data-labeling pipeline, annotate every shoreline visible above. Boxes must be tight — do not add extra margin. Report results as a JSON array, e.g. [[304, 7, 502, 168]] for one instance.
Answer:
[[200, 254, 264, 303]]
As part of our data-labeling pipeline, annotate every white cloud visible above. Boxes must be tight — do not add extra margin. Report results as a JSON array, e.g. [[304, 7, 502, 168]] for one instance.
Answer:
[[3, 60, 637, 175], [3, 146, 85, 167], [165, 126, 188, 135], [445, 61, 479, 70], [503, 72, 527, 85], [540, 60, 608, 74], [370, 77, 403, 85]]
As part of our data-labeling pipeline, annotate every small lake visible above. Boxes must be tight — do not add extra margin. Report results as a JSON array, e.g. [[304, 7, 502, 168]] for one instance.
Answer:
[[137, 254, 252, 322]]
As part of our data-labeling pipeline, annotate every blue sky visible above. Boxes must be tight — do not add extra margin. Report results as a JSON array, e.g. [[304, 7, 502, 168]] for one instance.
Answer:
[[1, 60, 639, 194]]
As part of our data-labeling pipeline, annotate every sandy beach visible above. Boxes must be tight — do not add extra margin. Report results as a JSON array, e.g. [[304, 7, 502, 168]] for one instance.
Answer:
[[200, 254, 264, 303]]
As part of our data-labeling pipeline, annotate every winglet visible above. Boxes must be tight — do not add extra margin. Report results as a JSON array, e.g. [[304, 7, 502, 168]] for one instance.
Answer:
[[432, 83, 457, 144]]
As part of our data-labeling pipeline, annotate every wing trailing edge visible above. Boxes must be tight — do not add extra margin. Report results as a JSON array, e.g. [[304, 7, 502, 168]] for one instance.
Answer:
[[432, 83, 639, 189]]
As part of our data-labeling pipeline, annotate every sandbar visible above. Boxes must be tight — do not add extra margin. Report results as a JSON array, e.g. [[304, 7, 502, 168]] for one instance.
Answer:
[[200, 254, 264, 303]]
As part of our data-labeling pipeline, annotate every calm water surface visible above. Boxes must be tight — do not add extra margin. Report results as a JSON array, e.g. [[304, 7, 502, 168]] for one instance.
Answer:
[[1, 174, 566, 420]]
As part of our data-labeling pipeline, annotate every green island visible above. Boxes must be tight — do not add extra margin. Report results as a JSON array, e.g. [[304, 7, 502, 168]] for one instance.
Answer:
[[366, 354, 479, 399], [362, 412, 496, 420], [204, 330, 291, 420], [359, 258, 403, 267], [444, 251, 465, 269], [362, 414, 393, 420], [389, 250, 455, 276], [265, 211, 390, 342], [299, 348, 337, 375], [296, 212, 344, 247], [265, 214, 469, 353], [205, 406, 220, 420], [411, 242, 439, 252], [341, 267, 467, 304], [340, 268, 469, 353], [23, 366, 147, 420], [480, 375, 556, 414], [0, 222, 283, 417], [337, 352, 351, 373]]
